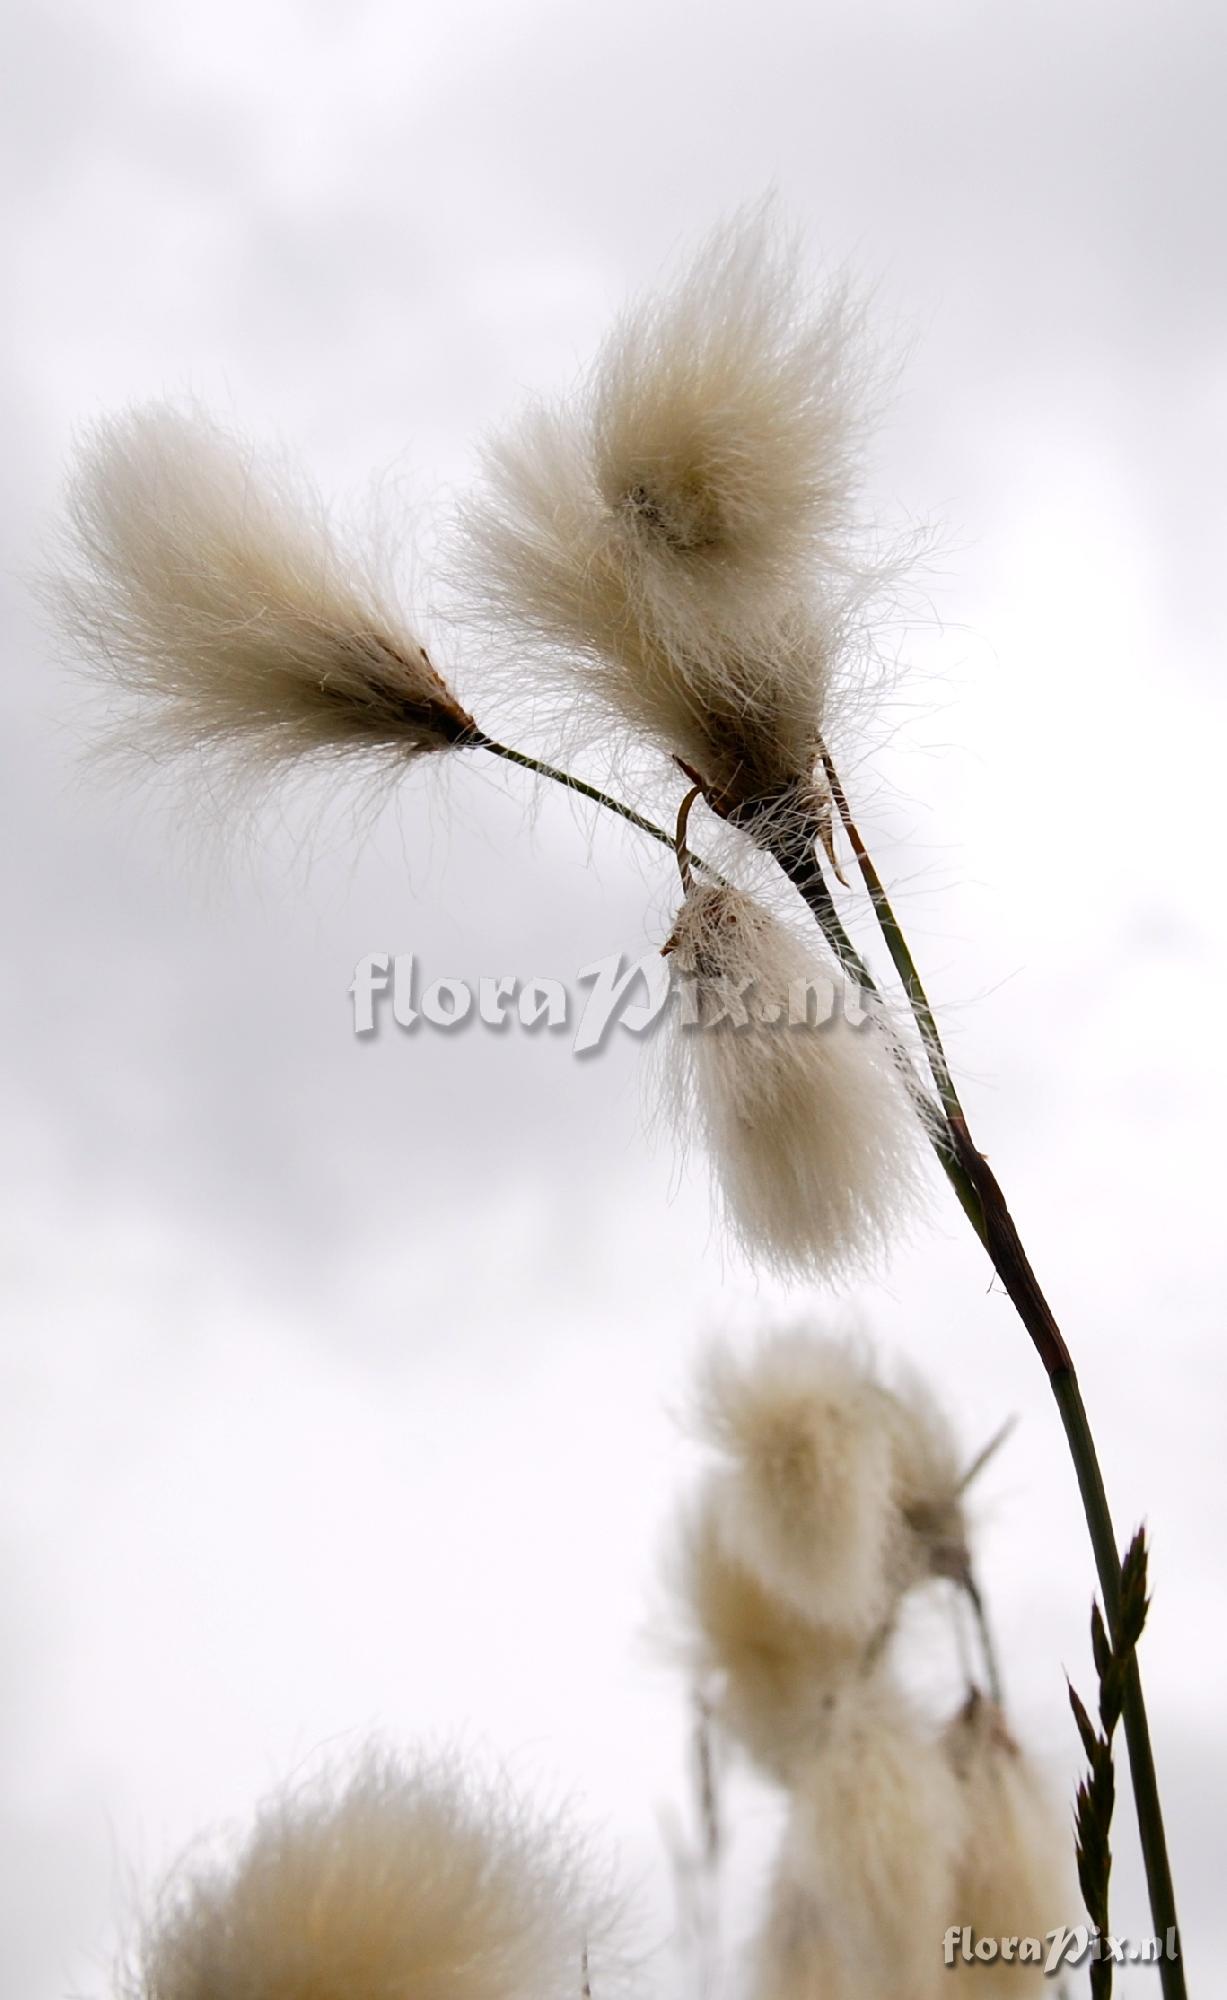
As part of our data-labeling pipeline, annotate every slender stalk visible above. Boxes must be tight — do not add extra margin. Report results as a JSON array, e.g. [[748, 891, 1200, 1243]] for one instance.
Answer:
[[958, 1415, 1020, 1496], [765, 777, 1185, 1999], [964, 1574, 1004, 1709], [1053, 1370, 1182, 1988], [674, 783, 703, 893], [466, 729, 739, 898], [816, 746, 967, 1131], [465, 729, 688, 855]]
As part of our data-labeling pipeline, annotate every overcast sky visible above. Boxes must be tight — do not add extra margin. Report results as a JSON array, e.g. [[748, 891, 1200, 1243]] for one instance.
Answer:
[[3, 2, 1225, 1994]]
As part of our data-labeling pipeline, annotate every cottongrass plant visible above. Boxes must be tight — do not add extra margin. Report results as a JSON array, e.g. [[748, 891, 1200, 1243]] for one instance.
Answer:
[[668, 1329, 1074, 1999], [945, 1693, 1077, 1992], [57, 404, 476, 776], [456, 213, 887, 823], [752, 1676, 966, 2000], [50, 204, 1185, 1995], [664, 883, 928, 1279], [692, 1333, 971, 1635], [121, 1747, 617, 2000]]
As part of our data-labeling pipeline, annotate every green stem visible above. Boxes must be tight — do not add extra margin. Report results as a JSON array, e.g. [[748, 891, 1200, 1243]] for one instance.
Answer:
[[465, 730, 686, 854], [816, 747, 966, 1131], [1052, 1371, 1183, 1990], [466, 729, 738, 896], [766, 785, 1185, 2000]]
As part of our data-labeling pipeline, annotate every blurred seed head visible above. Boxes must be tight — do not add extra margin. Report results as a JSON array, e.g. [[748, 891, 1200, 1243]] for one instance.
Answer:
[[752, 1674, 963, 2000], [121, 1746, 618, 2000], [668, 1484, 867, 1780], [694, 1332, 900, 1638], [943, 1693, 1079, 1991]]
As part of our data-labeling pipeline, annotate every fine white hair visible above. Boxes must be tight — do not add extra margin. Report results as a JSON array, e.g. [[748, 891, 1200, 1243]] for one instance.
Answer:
[[457, 209, 893, 812], [122, 1746, 615, 2000], [694, 1333, 900, 1638], [751, 1674, 963, 2000], [943, 1695, 1079, 1991], [53, 402, 474, 780], [666, 883, 928, 1280], [668, 1482, 869, 1780]]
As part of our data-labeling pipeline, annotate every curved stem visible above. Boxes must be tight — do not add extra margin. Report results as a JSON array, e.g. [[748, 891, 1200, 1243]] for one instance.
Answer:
[[465, 730, 687, 854], [766, 779, 1185, 1999], [816, 746, 967, 1130], [674, 784, 703, 893], [466, 731, 737, 901]]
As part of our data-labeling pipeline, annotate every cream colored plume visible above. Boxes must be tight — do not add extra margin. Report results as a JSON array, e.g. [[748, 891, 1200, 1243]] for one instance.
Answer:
[[669, 1485, 869, 1780], [670, 1333, 975, 1781], [666, 883, 927, 1279], [56, 402, 474, 775], [751, 1675, 963, 2000], [122, 1748, 612, 2000], [942, 1694, 1078, 1990], [458, 210, 885, 814], [694, 1333, 900, 1638]]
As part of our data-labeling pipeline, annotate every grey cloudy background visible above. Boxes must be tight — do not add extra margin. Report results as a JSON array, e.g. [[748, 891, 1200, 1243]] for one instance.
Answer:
[[3, 1, 1225, 1993]]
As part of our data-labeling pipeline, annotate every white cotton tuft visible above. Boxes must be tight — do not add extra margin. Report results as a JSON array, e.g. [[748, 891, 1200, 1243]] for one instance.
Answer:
[[592, 210, 872, 591], [122, 1748, 615, 2000], [457, 210, 891, 813], [666, 883, 928, 1279], [54, 403, 475, 777], [693, 1333, 899, 1639], [750, 1675, 963, 2000], [942, 1695, 1079, 1990], [667, 1481, 868, 1780]]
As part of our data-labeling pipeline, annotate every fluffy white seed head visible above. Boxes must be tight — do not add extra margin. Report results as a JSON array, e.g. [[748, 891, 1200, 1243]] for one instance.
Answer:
[[687, 1333, 970, 1657], [694, 1333, 899, 1639], [55, 403, 475, 778], [458, 212, 887, 812], [668, 1481, 868, 1780], [667, 883, 927, 1279], [943, 1695, 1078, 1990], [751, 1675, 963, 2000], [122, 1748, 613, 2000], [591, 211, 871, 589]]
